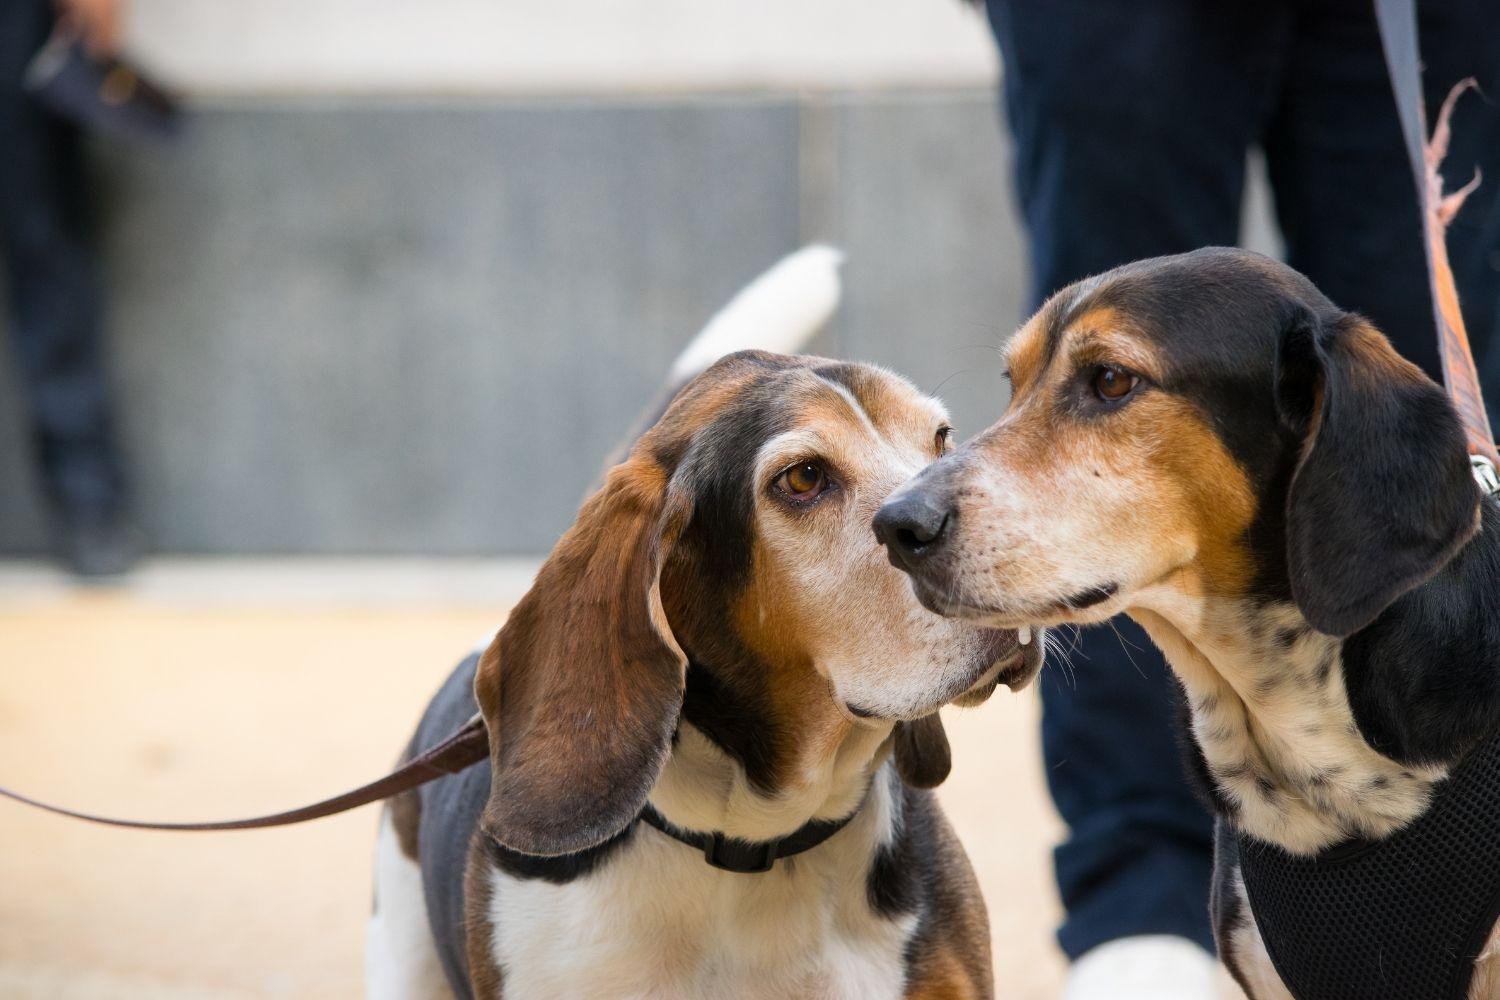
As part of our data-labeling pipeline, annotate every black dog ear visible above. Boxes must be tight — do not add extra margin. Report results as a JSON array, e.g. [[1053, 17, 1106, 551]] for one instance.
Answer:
[[892, 713, 951, 788], [1278, 310, 1480, 637]]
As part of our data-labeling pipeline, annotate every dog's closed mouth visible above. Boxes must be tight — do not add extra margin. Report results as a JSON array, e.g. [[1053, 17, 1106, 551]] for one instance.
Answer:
[[1060, 582, 1118, 611], [953, 660, 1023, 708], [917, 582, 1110, 637], [999, 637, 1045, 689], [956, 639, 1044, 705]]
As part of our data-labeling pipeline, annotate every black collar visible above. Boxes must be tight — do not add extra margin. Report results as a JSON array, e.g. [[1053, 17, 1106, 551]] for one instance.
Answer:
[[638, 802, 857, 874]]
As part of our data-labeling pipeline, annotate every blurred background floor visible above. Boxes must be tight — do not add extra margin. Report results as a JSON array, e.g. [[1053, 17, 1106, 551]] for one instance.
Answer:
[[0, 560, 1069, 999]]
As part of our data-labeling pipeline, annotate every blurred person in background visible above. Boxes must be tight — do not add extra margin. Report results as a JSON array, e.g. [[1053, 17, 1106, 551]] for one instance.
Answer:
[[981, 1, 1500, 997], [0, 0, 139, 577]]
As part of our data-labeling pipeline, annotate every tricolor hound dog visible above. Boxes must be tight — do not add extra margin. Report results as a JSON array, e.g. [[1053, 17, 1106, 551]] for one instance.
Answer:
[[366, 249, 1039, 1000], [875, 248, 1500, 999]]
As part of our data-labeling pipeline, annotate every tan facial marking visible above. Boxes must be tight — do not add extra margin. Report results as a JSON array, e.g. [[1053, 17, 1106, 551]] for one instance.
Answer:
[[1003, 313, 1050, 392], [967, 290, 1262, 617], [1137, 398, 1258, 595], [936, 307, 1254, 625], [734, 544, 857, 770]]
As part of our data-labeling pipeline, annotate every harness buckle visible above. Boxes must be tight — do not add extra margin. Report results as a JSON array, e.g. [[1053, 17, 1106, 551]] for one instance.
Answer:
[[1474, 455, 1500, 497], [703, 832, 779, 873]]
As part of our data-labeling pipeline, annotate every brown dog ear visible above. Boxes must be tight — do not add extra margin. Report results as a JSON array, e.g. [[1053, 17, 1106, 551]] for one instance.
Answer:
[[474, 457, 691, 856], [1278, 311, 1480, 637], [892, 713, 951, 789]]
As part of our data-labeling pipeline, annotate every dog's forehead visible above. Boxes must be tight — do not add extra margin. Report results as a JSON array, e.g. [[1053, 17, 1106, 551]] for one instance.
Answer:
[[658, 354, 942, 461], [1008, 248, 1335, 388], [805, 360, 947, 440], [1004, 277, 1120, 390], [646, 354, 943, 589]]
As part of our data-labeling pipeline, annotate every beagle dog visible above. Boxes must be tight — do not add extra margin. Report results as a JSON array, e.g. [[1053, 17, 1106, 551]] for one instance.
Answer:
[[874, 247, 1500, 999], [366, 256, 1038, 999]]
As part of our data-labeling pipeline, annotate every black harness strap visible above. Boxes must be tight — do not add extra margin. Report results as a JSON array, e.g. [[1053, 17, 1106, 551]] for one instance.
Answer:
[[638, 802, 857, 874], [1238, 732, 1500, 1000]]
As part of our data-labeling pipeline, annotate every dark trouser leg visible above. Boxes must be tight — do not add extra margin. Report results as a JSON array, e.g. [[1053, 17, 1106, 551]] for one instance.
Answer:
[[985, 0, 1289, 960], [1041, 621, 1220, 957], [0, 0, 125, 520], [1262, 0, 1500, 399]]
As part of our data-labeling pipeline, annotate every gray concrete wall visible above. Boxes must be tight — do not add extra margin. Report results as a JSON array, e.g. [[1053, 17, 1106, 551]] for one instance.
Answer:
[[121, 0, 1000, 96], [0, 91, 1037, 554]]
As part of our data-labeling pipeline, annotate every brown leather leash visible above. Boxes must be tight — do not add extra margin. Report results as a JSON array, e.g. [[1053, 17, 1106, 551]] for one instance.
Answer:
[[1375, 0, 1500, 493], [1, 2, 1494, 836], [0, 714, 486, 831]]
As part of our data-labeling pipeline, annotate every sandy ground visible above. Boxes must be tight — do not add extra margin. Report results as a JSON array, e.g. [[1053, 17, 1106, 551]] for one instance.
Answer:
[[0, 559, 1207, 999]]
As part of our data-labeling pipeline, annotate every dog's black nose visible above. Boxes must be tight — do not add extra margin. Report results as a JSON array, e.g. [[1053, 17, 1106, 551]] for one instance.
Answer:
[[873, 491, 952, 569]]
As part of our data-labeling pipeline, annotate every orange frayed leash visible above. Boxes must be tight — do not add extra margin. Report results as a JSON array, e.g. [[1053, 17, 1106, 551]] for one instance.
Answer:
[[1375, 0, 1498, 491]]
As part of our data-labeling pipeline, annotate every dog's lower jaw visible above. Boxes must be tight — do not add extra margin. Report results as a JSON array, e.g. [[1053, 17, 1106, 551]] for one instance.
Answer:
[[1132, 599, 1446, 857], [982, 638, 1047, 697], [948, 657, 1012, 709]]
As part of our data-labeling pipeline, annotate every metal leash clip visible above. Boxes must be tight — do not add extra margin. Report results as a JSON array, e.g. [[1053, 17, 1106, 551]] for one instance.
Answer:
[[1473, 454, 1500, 497]]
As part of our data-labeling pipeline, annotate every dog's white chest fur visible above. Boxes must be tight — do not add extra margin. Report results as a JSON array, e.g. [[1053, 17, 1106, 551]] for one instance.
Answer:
[[484, 775, 913, 1000]]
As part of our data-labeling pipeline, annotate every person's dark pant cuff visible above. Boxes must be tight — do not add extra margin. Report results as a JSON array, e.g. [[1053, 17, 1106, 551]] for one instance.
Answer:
[[1055, 843, 1216, 961]]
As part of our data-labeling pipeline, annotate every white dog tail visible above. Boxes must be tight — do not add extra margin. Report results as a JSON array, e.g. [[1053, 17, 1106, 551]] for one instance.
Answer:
[[668, 244, 844, 383], [600, 246, 845, 476]]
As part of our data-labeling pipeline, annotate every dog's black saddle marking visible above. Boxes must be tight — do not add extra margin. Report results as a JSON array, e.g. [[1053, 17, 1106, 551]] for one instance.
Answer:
[[1238, 733, 1500, 1000]]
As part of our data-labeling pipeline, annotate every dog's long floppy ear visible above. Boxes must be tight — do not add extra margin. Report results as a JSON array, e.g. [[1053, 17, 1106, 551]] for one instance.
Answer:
[[474, 456, 692, 856], [1277, 309, 1480, 637], [892, 714, 951, 789]]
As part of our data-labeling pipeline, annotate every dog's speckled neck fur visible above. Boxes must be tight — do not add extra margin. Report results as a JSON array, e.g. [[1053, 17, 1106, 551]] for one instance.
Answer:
[[1132, 592, 1447, 856]]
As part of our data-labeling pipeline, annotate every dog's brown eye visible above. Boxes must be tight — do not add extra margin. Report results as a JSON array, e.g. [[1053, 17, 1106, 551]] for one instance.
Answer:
[[935, 425, 954, 453], [775, 462, 827, 502], [1092, 365, 1139, 402]]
